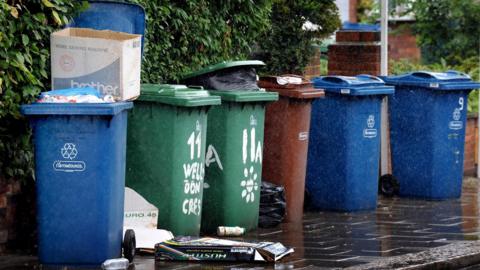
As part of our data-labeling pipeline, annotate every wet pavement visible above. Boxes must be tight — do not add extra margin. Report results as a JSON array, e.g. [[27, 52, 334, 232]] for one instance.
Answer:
[[3, 177, 480, 269]]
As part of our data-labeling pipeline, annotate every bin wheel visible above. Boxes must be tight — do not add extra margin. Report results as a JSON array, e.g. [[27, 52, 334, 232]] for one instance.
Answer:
[[379, 174, 399, 197], [123, 229, 136, 263]]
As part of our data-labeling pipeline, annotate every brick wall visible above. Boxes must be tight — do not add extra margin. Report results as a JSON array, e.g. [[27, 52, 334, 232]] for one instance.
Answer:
[[388, 21, 421, 62], [328, 30, 381, 76], [303, 48, 322, 80], [0, 178, 36, 254], [349, 0, 358, 23], [464, 114, 478, 176]]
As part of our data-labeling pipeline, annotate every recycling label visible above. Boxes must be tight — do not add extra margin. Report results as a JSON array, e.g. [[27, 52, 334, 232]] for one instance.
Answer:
[[53, 143, 86, 172]]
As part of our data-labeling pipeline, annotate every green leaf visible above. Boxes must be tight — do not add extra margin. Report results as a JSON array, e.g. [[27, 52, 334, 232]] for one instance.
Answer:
[[22, 34, 29, 46], [52, 10, 62, 25], [41, 0, 56, 8], [9, 6, 18, 18], [15, 53, 24, 64]]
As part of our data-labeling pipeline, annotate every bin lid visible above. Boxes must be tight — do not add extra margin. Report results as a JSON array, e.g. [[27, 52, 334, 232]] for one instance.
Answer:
[[312, 75, 394, 96], [341, 22, 380, 32], [258, 75, 324, 99], [21, 102, 133, 116], [209, 90, 279, 103], [138, 84, 221, 107], [182, 60, 265, 80], [382, 71, 480, 91], [69, 1, 146, 53]]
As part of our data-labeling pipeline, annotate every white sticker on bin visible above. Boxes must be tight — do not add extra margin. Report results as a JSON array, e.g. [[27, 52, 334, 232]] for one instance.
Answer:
[[53, 143, 86, 172]]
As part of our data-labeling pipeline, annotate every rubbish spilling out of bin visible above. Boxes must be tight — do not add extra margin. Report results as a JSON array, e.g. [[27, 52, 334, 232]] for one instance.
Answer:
[[155, 237, 294, 262], [36, 87, 115, 103], [258, 181, 286, 228], [181, 60, 265, 91]]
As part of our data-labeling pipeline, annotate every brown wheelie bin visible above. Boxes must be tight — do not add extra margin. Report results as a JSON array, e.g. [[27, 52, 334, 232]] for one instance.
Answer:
[[259, 75, 324, 223]]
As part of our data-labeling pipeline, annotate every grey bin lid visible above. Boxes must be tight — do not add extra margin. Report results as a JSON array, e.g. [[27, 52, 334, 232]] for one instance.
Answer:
[[382, 71, 480, 91]]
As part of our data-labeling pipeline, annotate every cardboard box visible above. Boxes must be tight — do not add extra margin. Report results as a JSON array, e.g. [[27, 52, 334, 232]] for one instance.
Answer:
[[124, 187, 159, 229], [155, 237, 294, 262], [51, 28, 141, 101]]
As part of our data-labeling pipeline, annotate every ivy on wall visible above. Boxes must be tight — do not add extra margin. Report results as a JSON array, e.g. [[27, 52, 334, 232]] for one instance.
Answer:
[[0, 1, 87, 181]]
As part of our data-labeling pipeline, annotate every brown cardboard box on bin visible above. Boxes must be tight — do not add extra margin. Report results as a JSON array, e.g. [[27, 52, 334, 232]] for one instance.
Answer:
[[51, 27, 142, 101]]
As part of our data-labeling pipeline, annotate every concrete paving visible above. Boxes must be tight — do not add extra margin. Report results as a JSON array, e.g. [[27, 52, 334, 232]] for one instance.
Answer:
[[2, 177, 480, 269]]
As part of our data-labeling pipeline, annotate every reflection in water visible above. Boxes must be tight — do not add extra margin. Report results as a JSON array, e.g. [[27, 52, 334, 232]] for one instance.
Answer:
[[5, 178, 480, 269], [462, 177, 479, 239]]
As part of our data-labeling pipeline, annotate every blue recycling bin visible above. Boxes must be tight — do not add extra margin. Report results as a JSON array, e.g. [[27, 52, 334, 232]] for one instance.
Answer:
[[306, 75, 394, 211], [383, 71, 480, 199], [21, 102, 132, 265], [69, 0, 146, 54]]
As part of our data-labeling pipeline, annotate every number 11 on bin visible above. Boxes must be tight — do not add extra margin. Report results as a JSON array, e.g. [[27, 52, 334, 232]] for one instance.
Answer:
[[182, 123, 204, 216]]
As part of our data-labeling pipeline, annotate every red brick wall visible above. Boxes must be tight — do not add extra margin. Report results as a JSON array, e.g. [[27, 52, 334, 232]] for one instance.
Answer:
[[303, 49, 322, 80], [388, 22, 421, 62], [0, 178, 36, 254], [328, 30, 381, 76], [464, 114, 478, 176], [349, 0, 358, 23]]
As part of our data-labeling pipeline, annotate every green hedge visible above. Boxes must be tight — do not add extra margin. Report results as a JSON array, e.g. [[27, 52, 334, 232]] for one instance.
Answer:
[[0, 0, 338, 182], [0, 1, 87, 181], [258, 0, 340, 75], [133, 0, 272, 83]]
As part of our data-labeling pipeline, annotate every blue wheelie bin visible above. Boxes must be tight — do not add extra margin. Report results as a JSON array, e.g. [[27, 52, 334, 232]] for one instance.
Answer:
[[306, 75, 394, 211], [21, 102, 132, 265], [383, 71, 480, 199]]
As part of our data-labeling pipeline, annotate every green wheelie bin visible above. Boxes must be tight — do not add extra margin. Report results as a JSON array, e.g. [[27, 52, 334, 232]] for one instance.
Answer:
[[182, 61, 279, 232], [126, 84, 220, 236]]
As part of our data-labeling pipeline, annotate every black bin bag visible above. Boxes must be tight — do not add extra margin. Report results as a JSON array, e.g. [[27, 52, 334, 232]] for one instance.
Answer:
[[259, 181, 286, 228]]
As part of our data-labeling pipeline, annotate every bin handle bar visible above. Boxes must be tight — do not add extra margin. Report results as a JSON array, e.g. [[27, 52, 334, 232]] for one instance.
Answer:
[[187, 85, 205, 90], [357, 74, 384, 83], [411, 71, 471, 80]]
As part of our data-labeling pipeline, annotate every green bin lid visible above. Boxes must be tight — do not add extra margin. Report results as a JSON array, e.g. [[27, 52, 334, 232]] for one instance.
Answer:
[[138, 84, 221, 107], [182, 60, 265, 80], [209, 90, 278, 103]]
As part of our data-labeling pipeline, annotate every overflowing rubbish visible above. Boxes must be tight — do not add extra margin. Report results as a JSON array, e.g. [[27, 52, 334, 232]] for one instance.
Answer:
[[275, 75, 303, 85], [217, 226, 245, 237], [181, 60, 265, 91], [259, 181, 286, 228], [155, 237, 294, 262], [101, 258, 129, 270], [36, 87, 115, 103]]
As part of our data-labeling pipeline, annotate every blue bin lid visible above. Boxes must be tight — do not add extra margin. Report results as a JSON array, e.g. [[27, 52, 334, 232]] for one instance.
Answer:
[[341, 22, 380, 32], [382, 71, 480, 91], [21, 102, 133, 116], [312, 75, 394, 96], [69, 1, 146, 53]]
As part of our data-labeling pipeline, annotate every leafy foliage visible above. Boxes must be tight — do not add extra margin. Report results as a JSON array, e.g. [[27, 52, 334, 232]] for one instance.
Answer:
[[0, 0, 87, 181], [132, 0, 272, 83], [357, 0, 379, 24], [258, 0, 340, 75], [408, 0, 480, 65]]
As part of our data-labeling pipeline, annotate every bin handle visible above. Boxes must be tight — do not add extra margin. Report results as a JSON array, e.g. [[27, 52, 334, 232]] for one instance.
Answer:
[[187, 85, 205, 90], [357, 74, 384, 82]]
